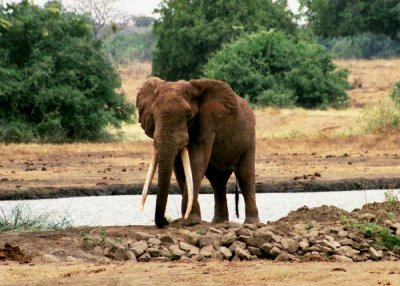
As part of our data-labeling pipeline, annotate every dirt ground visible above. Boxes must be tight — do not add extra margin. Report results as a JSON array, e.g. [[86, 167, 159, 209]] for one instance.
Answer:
[[1, 59, 400, 285], [1, 260, 399, 286]]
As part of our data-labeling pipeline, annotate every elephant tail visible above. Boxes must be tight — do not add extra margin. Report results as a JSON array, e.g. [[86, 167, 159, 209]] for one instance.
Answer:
[[235, 178, 239, 218]]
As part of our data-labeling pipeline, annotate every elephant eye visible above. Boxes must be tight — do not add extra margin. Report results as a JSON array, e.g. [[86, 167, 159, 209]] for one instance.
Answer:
[[186, 112, 192, 119]]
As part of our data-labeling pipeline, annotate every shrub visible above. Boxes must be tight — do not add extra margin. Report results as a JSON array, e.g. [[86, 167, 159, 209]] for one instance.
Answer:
[[361, 97, 400, 135], [152, 0, 296, 81], [390, 81, 400, 105], [0, 1, 135, 143], [203, 30, 351, 109]]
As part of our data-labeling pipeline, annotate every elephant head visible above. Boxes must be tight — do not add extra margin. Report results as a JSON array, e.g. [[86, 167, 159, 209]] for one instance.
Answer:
[[136, 78, 238, 228]]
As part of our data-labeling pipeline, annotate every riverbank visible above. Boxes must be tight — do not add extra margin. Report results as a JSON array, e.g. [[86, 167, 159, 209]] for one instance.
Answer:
[[1, 135, 400, 200]]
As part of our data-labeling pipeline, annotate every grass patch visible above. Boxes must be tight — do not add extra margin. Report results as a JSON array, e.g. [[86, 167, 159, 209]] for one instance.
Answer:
[[361, 97, 400, 135], [0, 204, 72, 232]]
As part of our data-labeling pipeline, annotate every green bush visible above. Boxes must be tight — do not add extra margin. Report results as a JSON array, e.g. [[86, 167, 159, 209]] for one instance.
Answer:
[[152, 0, 296, 81], [390, 81, 400, 105], [361, 97, 400, 135], [0, 1, 135, 143], [104, 31, 156, 64], [203, 30, 351, 109]]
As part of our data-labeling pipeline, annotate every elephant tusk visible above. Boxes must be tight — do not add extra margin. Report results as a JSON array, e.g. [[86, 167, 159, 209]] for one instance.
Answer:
[[181, 147, 194, 220], [140, 148, 158, 211]]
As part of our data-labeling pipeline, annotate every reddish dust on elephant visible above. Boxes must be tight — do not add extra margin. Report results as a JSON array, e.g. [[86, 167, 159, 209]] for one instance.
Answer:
[[137, 78, 259, 228]]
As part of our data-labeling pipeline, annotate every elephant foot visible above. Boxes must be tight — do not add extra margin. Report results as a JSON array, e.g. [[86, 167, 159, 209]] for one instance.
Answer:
[[211, 215, 229, 224], [155, 216, 170, 229], [244, 216, 260, 225], [183, 214, 202, 226]]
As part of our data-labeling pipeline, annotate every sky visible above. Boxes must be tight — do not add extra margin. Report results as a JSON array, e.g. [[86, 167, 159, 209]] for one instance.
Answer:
[[4, 0, 301, 17]]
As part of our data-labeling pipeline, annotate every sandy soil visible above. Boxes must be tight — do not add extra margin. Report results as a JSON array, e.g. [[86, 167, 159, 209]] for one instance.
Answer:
[[1, 260, 399, 286]]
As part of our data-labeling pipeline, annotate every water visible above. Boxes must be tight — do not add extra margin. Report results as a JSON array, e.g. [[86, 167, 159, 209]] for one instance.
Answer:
[[0, 190, 392, 227]]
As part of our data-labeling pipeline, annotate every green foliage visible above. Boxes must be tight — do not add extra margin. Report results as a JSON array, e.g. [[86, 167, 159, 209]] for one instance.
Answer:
[[152, 0, 296, 81], [320, 33, 400, 59], [384, 190, 399, 206], [0, 1, 135, 143], [361, 97, 400, 135], [0, 204, 71, 232], [104, 31, 156, 64], [80, 230, 93, 246], [203, 30, 351, 109], [390, 81, 400, 105], [300, 0, 400, 41]]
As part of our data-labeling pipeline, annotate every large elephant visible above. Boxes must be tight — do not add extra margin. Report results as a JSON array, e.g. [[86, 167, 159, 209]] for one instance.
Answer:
[[137, 78, 259, 228]]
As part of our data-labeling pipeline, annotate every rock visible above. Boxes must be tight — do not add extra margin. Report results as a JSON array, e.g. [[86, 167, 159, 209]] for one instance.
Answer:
[[198, 235, 214, 248], [150, 257, 168, 262], [235, 248, 251, 260], [245, 237, 265, 248], [335, 246, 359, 258], [332, 255, 353, 263], [337, 231, 348, 238], [125, 250, 137, 261], [137, 252, 151, 262], [158, 234, 175, 246], [146, 248, 161, 257], [219, 247, 232, 260], [134, 232, 152, 241], [275, 252, 291, 262], [243, 224, 258, 231], [159, 246, 170, 257], [260, 243, 273, 254], [130, 241, 148, 257], [319, 239, 340, 250], [220, 233, 236, 246], [52, 249, 67, 257], [299, 240, 309, 250], [254, 229, 281, 243], [66, 256, 78, 262], [180, 255, 192, 261], [229, 241, 246, 253], [227, 221, 242, 229], [247, 246, 262, 256], [42, 254, 60, 263], [184, 232, 201, 246], [148, 237, 162, 246], [280, 238, 299, 254], [114, 248, 127, 261], [231, 255, 241, 262], [92, 246, 104, 256], [269, 246, 281, 258], [179, 242, 199, 257], [169, 245, 185, 260], [208, 227, 223, 234], [369, 247, 383, 261], [236, 228, 253, 237], [200, 246, 214, 258]]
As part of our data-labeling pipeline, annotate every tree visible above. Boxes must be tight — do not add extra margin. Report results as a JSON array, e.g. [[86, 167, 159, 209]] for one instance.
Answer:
[[0, 1, 135, 142], [68, 0, 133, 39], [300, 0, 400, 42], [152, 0, 296, 81], [203, 30, 351, 109]]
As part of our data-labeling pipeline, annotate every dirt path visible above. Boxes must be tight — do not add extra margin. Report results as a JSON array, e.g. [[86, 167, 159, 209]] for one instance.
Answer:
[[1, 260, 399, 286]]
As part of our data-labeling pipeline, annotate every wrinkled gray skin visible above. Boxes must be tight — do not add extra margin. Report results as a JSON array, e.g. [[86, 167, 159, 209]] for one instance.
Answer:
[[137, 78, 260, 228]]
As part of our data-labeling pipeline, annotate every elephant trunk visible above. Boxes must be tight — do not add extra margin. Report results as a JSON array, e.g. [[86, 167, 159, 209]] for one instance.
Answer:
[[154, 142, 175, 228]]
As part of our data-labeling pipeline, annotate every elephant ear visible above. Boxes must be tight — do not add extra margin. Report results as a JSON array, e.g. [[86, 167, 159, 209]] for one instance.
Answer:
[[190, 79, 238, 132], [136, 77, 164, 138]]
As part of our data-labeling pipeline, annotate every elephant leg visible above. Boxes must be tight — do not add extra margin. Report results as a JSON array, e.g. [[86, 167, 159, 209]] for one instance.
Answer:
[[234, 148, 260, 224], [205, 167, 232, 223]]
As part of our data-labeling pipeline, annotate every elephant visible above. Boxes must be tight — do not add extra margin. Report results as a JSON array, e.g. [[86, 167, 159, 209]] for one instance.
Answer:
[[137, 78, 260, 228]]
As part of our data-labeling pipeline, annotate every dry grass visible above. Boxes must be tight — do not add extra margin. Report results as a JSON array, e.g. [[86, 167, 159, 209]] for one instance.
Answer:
[[115, 59, 400, 142]]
